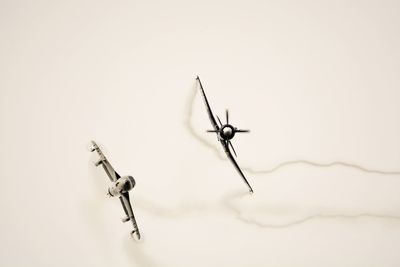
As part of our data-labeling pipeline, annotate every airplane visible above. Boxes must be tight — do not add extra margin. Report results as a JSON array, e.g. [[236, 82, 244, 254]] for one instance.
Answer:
[[90, 140, 141, 239], [196, 76, 254, 193]]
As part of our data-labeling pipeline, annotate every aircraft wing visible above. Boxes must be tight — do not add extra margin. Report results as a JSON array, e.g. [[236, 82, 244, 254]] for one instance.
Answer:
[[91, 141, 121, 182], [196, 76, 220, 131], [120, 193, 141, 239], [221, 140, 254, 193]]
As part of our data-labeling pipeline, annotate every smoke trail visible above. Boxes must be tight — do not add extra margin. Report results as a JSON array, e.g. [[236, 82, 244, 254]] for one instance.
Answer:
[[185, 81, 400, 228], [186, 83, 400, 176], [221, 191, 400, 229]]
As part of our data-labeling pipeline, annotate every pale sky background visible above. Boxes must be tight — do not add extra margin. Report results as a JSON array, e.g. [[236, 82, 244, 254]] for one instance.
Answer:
[[1, 0, 400, 266]]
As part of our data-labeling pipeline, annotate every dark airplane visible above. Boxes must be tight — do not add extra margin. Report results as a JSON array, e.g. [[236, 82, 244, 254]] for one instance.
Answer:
[[196, 76, 253, 193], [90, 140, 141, 239]]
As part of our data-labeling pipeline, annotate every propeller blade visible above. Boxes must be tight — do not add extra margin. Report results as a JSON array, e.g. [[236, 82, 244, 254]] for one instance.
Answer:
[[216, 115, 223, 127], [226, 109, 229, 124], [206, 130, 219, 132], [228, 141, 237, 157], [236, 129, 250, 133]]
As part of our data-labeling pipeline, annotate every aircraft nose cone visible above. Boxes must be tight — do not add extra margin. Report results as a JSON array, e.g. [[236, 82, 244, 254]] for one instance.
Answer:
[[221, 126, 234, 140], [223, 127, 233, 136], [122, 179, 132, 191]]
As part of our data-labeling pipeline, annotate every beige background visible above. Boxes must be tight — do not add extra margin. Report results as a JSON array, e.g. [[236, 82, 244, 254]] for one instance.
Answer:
[[1, 0, 400, 266]]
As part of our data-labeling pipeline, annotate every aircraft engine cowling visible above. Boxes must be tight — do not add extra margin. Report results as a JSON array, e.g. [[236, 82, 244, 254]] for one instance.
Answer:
[[107, 176, 136, 197]]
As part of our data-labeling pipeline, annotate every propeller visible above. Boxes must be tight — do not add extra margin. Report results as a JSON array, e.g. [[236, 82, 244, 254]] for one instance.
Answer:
[[207, 109, 250, 153], [225, 110, 250, 133]]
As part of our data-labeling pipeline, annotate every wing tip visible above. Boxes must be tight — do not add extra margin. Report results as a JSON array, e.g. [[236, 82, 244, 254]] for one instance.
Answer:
[[89, 140, 97, 152], [131, 230, 141, 240]]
